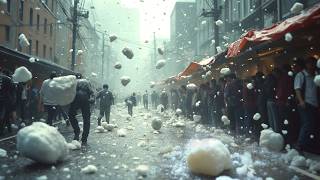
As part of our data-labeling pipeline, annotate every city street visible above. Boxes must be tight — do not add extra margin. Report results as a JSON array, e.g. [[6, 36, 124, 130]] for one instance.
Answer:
[[0, 104, 318, 180]]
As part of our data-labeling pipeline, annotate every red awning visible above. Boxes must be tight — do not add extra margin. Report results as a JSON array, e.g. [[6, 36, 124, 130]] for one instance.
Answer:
[[177, 57, 215, 79], [227, 3, 320, 58]]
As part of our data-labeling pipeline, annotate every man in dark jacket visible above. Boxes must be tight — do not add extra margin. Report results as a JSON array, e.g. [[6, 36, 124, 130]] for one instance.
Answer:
[[143, 90, 148, 109], [68, 73, 94, 146], [96, 84, 114, 125], [0, 69, 16, 135], [126, 93, 137, 116]]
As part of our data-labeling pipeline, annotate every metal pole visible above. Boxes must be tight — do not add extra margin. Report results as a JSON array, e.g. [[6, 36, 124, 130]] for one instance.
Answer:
[[101, 32, 105, 79], [71, 0, 79, 71], [213, 0, 219, 54]]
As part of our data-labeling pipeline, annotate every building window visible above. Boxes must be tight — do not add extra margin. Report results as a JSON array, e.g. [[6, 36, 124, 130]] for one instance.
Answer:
[[29, 8, 33, 26], [6, 0, 11, 13], [50, 24, 53, 37], [49, 47, 53, 59], [44, 18, 47, 34], [19, 0, 24, 21], [43, 45, 47, 58], [37, 14, 40, 30], [36, 40, 39, 56], [5, 26, 10, 42], [29, 40, 32, 55]]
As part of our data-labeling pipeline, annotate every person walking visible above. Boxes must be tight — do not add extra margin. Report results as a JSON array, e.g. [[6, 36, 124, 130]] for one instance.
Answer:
[[126, 93, 137, 116], [39, 72, 58, 126], [96, 84, 114, 125], [68, 73, 94, 146], [151, 91, 157, 109], [143, 90, 149, 109]]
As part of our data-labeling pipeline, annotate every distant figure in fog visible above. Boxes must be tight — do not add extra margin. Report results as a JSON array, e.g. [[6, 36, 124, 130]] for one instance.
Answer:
[[143, 90, 149, 109], [68, 73, 94, 146], [96, 84, 114, 125], [151, 91, 158, 109], [160, 89, 169, 110], [125, 93, 137, 116]]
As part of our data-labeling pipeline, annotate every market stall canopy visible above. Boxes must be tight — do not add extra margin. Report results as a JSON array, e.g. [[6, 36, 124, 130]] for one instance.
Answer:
[[227, 2, 320, 58], [177, 56, 215, 79]]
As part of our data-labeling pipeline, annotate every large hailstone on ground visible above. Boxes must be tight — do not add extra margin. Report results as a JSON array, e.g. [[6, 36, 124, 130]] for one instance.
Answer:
[[46, 75, 77, 106], [120, 76, 131, 86], [122, 47, 134, 59], [259, 129, 284, 152], [12, 66, 32, 83], [186, 139, 232, 176], [18, 33, 30, 47], [156, 59, 166, 69], [151, 118, 162, 130], [17, 122, 69, 164]]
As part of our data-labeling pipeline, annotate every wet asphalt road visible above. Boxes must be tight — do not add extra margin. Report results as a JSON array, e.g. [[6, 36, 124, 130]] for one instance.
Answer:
[[0, 104, 316, 180]]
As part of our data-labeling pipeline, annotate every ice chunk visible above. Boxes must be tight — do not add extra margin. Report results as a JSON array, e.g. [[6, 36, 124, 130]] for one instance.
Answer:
[[28, 57, 39, 63], [193, 115, 201, 122], [151, 118, 162, 130], [77, 50, 83, 55], [91, 72, 97, 77], [221, 115, 230, 125], [81, 165, 98, 174], [253, 113, 261, 120], [12, 66, 32, 83], [186, 83, 197, 91], [117, 128, 127, 137], [220, 68, 231, 76], [176, 108, 182, 115], [290, 155, 306, 167], [314, 75, 320, 87], [135, 165, 149, 176], [157, 48, 164, 55], [0, 148, 7, 157], [156, 59, 166, 69], [215, 20, 224, 26], [18, 33, 30, 47], [120, 76, 131, 86], [109, 34, 117, 42], [259, 129, 284, 152], [95, 126, 105, 133], [288, 71, 293, 76], [150, 81, 156, 88], [66, 141, 81, 152], [261, 123, 268, 129], [114, 62, 122, 69], [17, 122, 69, 164], [246, 83, 254, 90], [36, 175, 48, 180], [282, 149, 299, 164], [317, 59, 320, 69], [102, 122, 114, 131], [285, 33, 293, 42], [122, 47, 134, 59], [216, 176, 238, 180], [47, 75, 77, 106], [290, 2, 304, 14], [186, 139, 232, 176]]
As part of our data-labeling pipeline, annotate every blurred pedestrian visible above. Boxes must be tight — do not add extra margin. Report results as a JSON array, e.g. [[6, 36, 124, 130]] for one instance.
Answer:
[[143, 90, 148, 109], [96, 84, 114, 125], [126, 93, 137, 116]]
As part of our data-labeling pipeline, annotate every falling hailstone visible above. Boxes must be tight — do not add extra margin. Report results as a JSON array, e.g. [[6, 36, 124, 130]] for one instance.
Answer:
[[120, 76, 131, 86], [290, 2, 304, 14], [157, 48, 164, 55], [114, 62, 122, 69], [122, 47, 134, 59], [221, 115, 230, 125], [253, 113, 261, 120], [156, 59, 166, 69], [186, 83, 197, 91], [176, 108, 182, 115], [91, 72, 98, 77], [186, 139, 232, 176], [220, 67, 231, 76], [0, 148, 7, 158], [18, 33, 30, 47], [150, 81, 155, 88], [47, 75, 77, 106], [215, 20, 224, 26], [288, 71, 294, 76], [314, 75, 320, 87], [28, 57, 39, 63], [246, 83, 254, 90], [12, 66, 32, 83], [285, 33, 293, 42], [109, 34, 117, 42]]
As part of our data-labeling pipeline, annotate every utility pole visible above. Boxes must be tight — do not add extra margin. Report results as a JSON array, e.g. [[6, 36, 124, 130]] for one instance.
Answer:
[[101, 32, 106, 79], [71, 0, 79, 71]]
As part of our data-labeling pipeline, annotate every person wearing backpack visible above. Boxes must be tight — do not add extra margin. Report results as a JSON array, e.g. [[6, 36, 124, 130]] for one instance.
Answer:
[[68, 73, 94, 146], [96, 84, 114, 125], [294, 57, 320, 153]]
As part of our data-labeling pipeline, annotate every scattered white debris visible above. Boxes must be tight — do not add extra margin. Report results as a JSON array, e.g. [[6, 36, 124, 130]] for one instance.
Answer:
[[102, 122, 114, 131], [95, 126, 105, 133], [120, 76, 131, 86], [215, 20, 224, 26], [17, 122, 69, 164], [122, 47, 134, 59], [259, 129, 284, 152], [290, 2, 304, 14], [193, 115, 201, 122], [253, 113, 261, 121], [285, 33, 293, 42], [77, 50, 84, 55], [246, 83, 254, 90], [47, 75, 77, 106], [109, 34, 117, 42], [0, 148, 7, 158], [220, 68, 231, 76], [36, 175, 48, 180], [283, 149, 299, 164], [135, 165, 149, 176], [81, 165, 98, 174], [117, 129, 127, 137], [221, 115, 230, 125], [314, 75, 320, 87], [151, 118, 162, 130], [114, 62, 122, 69], [18, 33, 30, 47], [216, 176, 238, 180], [12, 66, 32, 83], [156, 59, 166, 69], [186, 83, 197, 91], [288, 71, 294, 76], [186, 139, 232, 176], [28, 57, 39, 63], [176, 108, 182, 115], [291, 155, 306, 167], [62, 167, 70, 172], [261, 123, 268, 129]]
